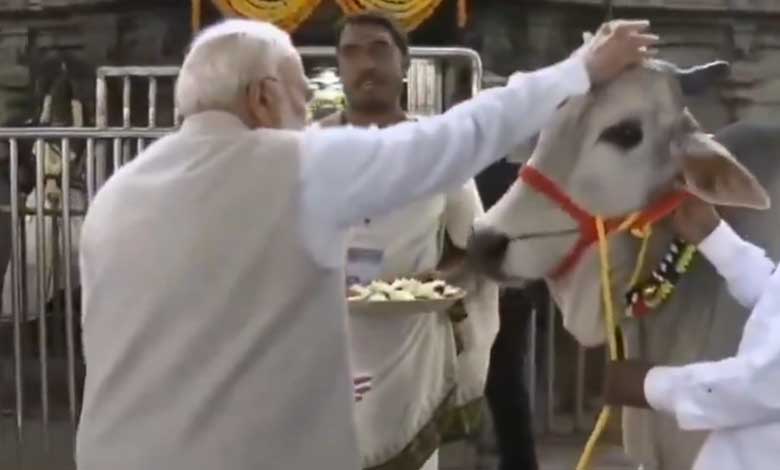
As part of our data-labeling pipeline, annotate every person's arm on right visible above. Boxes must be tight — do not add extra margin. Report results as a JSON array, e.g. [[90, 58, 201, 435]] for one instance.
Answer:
[[642, 267, 780, 431], [698, 221, 775, 308], [672, 198, 775, 309], [300, 20, 658, 229]]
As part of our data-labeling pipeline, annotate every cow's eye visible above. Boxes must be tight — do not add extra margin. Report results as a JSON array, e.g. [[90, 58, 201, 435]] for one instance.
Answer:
[[599, 119, 643, 150]]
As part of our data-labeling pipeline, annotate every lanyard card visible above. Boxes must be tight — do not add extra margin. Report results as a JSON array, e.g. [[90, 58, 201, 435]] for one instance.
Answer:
[[346, 247, 384, 286]]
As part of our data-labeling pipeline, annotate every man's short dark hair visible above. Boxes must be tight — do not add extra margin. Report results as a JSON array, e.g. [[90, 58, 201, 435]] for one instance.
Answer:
[[337, 11, 409, 58]]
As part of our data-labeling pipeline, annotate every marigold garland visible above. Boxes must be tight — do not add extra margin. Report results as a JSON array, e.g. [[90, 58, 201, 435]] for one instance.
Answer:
[[193, 0, 469, 33], [335, 0, 443, 31], [207, 0, 324, 32]]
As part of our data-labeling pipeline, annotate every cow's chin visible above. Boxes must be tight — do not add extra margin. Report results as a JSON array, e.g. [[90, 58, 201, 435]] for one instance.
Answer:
[[544, 247, 610, 348]]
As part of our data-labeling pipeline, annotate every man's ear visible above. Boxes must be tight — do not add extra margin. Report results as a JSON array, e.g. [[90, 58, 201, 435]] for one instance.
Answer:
[[673, 131, 770, 210], [247, 78, 283, 129]]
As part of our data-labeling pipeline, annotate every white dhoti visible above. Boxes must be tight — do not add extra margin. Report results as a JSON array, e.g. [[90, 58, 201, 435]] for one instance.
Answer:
[[347, 180, 497, 469]]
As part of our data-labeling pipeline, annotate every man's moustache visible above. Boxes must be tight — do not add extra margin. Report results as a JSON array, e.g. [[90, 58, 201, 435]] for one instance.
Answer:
[[356, 76, 383, 87]]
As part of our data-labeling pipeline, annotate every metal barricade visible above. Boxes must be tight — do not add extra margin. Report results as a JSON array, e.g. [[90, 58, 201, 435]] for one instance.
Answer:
[[298, 46, 482, 115], [0, 128, 165, 469]]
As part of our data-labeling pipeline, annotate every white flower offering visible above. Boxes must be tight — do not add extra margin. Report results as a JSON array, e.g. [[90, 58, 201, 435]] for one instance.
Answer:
[[348, 278, 463, 302]]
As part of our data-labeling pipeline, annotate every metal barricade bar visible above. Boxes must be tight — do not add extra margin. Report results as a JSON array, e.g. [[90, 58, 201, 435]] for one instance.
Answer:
[[9, 139, 23, 441], [93, 47, 483, 132], [298, 46, 483, 99], [0, 128, 173, 138], [34, 137, 49, 446]]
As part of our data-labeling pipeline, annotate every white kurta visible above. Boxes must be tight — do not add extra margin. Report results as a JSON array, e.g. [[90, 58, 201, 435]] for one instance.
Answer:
[[645, 221, 779, 470], [76, 53, 590, 470]]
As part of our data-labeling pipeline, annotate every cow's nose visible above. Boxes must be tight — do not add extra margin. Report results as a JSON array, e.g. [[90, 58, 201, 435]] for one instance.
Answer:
[[467, 227, 510, 277]]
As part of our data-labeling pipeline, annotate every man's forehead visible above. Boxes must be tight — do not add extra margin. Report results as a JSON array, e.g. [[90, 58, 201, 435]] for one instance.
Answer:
[[339, 23, 394, 47]]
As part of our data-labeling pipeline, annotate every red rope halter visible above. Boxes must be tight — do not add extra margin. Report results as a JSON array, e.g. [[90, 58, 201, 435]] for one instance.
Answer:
[[518, 165, 689, 280]]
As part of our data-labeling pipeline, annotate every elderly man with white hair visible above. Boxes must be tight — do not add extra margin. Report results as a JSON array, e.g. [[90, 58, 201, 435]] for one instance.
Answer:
[[75, 18, 656, 470]]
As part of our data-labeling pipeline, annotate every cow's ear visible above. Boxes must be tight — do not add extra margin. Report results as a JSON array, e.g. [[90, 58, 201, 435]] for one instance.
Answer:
[[673, 131, 770, 209]]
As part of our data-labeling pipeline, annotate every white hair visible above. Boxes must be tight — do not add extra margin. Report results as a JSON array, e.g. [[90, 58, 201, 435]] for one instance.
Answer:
[[175, 19, 296, 118]]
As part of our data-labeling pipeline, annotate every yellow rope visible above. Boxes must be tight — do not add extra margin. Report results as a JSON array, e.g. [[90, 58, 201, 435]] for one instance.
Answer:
[[627, 225, 652, 289], [616, 212, 640, 233], [596, 218, 620, 361], [575, 217, 620, 470], [211, 0, 323, 31], [576, 214, 660, 469], [335, 0, 445, 31]]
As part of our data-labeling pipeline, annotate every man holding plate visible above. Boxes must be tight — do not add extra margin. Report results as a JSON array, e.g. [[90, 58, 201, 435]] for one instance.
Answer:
[[318, 12, 499, 469]]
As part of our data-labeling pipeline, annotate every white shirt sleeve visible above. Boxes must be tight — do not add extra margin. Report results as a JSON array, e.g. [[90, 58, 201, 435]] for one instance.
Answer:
[[698, 221, 775, 309], [299, 55, 590, 230], [644, 266, 780, 431], [443, 179, 484, 249]]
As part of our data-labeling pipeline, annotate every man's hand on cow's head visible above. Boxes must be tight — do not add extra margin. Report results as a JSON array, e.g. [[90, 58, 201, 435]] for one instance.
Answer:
[[672, 197, 721, 245], [582, 19, 659, 85], [604, 359, 654, 409]]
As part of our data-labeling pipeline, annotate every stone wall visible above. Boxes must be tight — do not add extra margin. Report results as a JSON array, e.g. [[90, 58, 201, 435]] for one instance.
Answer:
[[465, 0, 780, 130], [0, 0, 776, 129], [0, 0, 188, 125]]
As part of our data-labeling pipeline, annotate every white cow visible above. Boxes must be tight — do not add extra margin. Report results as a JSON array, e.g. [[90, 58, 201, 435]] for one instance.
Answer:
[[467, 52, 780, 470]]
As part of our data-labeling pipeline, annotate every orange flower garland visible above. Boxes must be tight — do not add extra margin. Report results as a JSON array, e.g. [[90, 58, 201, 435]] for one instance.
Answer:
[[192, 0, 469, 33]]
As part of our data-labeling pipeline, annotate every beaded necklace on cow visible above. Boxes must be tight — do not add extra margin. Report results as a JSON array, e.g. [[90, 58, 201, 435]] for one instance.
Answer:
[[517, 165, 696, 470]]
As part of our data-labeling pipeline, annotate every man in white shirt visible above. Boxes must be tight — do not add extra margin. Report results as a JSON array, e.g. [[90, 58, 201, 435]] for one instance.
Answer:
[[320, 12, 498, 470], [605, 198, 778, 470], [75, 18, 656, 470]]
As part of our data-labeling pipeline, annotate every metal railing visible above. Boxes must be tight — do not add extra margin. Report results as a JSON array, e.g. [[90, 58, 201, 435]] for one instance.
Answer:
[[0, 130, 161, 449]]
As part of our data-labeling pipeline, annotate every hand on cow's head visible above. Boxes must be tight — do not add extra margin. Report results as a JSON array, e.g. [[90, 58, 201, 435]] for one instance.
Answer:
[[672, 110, 770, 210], [578, 19, 660, 85]]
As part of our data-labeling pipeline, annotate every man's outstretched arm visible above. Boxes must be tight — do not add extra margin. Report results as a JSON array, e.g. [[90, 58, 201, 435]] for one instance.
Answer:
[[300, 20, 658, 229]]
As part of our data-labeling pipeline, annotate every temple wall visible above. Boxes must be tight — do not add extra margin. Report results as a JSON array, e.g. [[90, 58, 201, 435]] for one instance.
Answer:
[[0, 1, 775, 128]]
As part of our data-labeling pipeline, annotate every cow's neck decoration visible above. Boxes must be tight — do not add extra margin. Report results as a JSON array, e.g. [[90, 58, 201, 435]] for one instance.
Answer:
[[624, 237, 697, 318], [518, 164, 699, 318], [517, 164, 695, 470]]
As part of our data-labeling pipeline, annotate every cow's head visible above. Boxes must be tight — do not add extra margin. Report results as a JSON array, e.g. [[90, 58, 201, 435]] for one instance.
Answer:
[[468, 48, 769, 345]]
